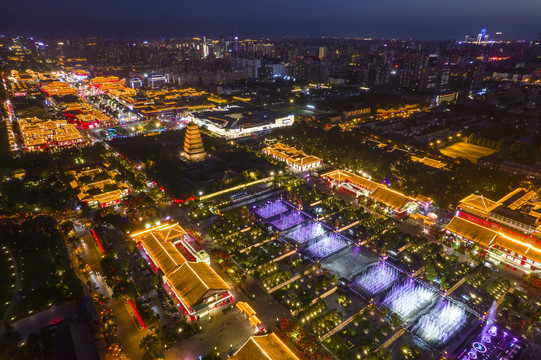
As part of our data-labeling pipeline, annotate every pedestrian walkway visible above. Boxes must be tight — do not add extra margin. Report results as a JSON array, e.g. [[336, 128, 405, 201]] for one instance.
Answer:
[[240, 236, 274, 253], [319, 305, 370, 341], [269, 249, 297, 263], [397, 242, 412, 254], [413, 266, 425, 276], [374, 328, 405, 352], [496, 287, 515, 307], [446, 277, 466, 295], [292, 286, 337, 316], [267, 266, 314, 293], [337, 220, 359, 233], [2, 246, 21, 322]]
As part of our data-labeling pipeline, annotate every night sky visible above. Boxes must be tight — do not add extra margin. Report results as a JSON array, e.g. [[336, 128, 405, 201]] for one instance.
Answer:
[[2, 0, 540, 40]]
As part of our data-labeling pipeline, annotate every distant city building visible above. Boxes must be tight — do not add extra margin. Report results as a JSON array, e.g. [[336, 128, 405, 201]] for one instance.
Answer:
[[524, 85, 540, 109], [148, 74, 168, 88], [318, 46, 328, 59], [477, 28, 487, 43], [129, 77, 143, 89]]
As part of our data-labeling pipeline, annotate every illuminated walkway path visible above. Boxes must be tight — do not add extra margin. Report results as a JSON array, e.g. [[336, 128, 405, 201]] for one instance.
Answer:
[[496, 287, 515, 307], [292, 286, 337, 316], [375, 328, 406, 352], [267, 266, 315, 293], [2, 246, 21, 322], [337, 220, 359, 233], [446, 277, 466, 295], [320, 305, 370, 341]]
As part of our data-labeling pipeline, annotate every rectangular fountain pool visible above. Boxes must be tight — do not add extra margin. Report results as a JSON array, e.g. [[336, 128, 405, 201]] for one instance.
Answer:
[[286, 221, 326, 244], [255, 200, 289, 219], [271, 210, 306, 231], [304, 232, 349, 260]]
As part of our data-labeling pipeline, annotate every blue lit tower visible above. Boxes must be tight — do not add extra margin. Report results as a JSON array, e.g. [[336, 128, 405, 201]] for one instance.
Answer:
[[235, 26, 238, 52]]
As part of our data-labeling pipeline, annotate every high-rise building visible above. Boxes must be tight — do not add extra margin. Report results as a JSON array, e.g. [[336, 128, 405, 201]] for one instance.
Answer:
[[467, 62, 486, 92], [418, 67, 440, 91], [524, 85, 540, 109], [477, 28, 487, 43], [182, 122, 206, 161], [202, 43, 209, 58], [318, 46, 328, 59]]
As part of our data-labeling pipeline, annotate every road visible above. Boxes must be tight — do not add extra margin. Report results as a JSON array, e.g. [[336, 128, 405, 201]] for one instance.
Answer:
[[76, 225, 149, 359], [114, 298, 146, 359]]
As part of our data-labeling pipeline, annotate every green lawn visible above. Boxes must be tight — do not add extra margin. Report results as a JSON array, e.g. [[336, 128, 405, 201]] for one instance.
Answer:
[[20, 249, 52, 291]]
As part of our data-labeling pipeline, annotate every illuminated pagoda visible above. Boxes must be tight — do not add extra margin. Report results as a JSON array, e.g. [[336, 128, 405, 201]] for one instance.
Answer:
[[182, 122, 206, 161]]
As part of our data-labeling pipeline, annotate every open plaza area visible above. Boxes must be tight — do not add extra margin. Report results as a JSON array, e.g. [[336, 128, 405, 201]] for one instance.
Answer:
[[440, 142, 497, 163]]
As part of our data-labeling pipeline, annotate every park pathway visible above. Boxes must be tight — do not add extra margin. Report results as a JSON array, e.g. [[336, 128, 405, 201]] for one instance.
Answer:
[[337, 220, 359, 233], [2, 246, 22, 322], [446, 277, 466, 295], [374, 328, 406, 352], [319, 305, 370, 341]]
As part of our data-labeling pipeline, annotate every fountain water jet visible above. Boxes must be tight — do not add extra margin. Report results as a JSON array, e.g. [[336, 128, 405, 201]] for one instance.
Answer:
[[271, 211, 305, 231], [383, 278, 437, 321], [255, 200, 288, 219], [413, 299, 467, 346], [351, 261, 400, 295], [287, 221, 326, 244], [305, 232, 349, 259]]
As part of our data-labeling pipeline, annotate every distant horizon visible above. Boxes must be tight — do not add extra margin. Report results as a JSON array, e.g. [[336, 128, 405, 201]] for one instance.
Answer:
[[2, 0, 541, 41], [1, 17, 538, 42]]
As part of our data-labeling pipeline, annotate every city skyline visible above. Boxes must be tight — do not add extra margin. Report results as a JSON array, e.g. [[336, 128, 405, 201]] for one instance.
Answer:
[[2, 0, 541, 40]]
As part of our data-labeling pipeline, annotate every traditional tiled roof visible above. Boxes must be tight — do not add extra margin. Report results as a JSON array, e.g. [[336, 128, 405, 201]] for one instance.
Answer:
[[131, 223, 188, 275], [321, 170, 379, 191], [167, 262, 229, 309], [445, 216, 541, 264], [445, 217, 499, 247], [370, 186, 412, 210], [230, 333, 300, 360], [458, 194, 500, 213], [411, 156, 447, 169]]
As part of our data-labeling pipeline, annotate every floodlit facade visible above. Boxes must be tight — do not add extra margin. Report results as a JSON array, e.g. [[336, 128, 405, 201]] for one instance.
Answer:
[[19, 117, 84, 151], [69, 167, 130, 208], [131, 223, 231, 319], [263, 142, 322, 172], [321, 169, 425, 216], [190, 106, 294, 139], [445, 189, 541, 272], [230, 333, 299, 360]]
